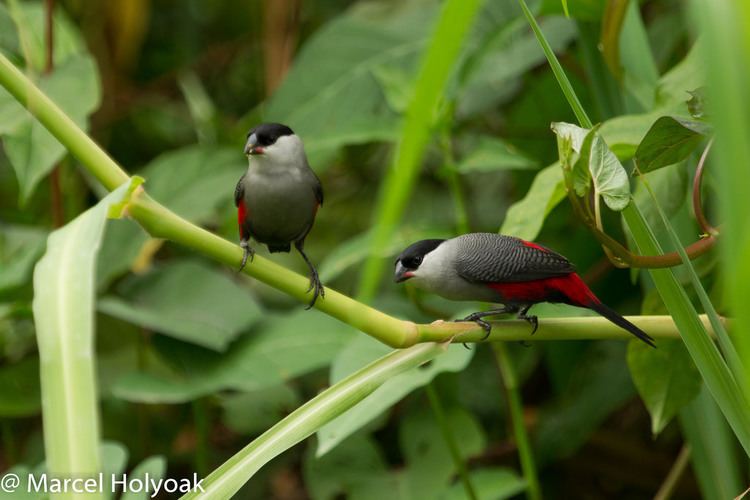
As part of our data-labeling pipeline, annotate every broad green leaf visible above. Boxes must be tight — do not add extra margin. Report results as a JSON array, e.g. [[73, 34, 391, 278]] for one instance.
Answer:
[[221, 385, 300, 436], [264, 1, 439, 166], [0, 224, 46, 293], [400, 407, 485, 499], [456, 135, 537, 173], [304, 435, 398, 500], [101, 441, 128, 500], [316, 336, 473, 456], [457, 17, 576, 117], [632, 163, 688, 236], [634, 116, 712, 173], [95, 219, 150, 290], [442, 467, 526, 500], [499, 163, 565, 241], [536, 342, 635, 462], [655, 41, 705, 109], [5, 0, 84, 72], [372, 64, 414, 114], [3, 54, 101, 204], [112, 309, 350, 403], [99, 260, 262, 351], [120, 456, 167, 500], [0, 356, 41, 417], [619, 1, 659, 111], [32, 178, 142, 486], [599, 112, 660, 160], [628, 340, 701, 434], [140, 146, 244, 223], [577, 129, 631, 211], [550, 121, 587, 152], [571, 124, 599, 196]]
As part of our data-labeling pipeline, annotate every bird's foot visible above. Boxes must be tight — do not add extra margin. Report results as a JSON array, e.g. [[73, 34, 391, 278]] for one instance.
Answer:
[[519, 313, 538, 335], [305, 269, 325, 310], [238, 240, 255, 273], [455, 313, 492, 341]]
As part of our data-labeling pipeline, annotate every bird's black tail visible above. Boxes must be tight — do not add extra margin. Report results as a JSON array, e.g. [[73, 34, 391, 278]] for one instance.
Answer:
[[588, 301, 656, 348]]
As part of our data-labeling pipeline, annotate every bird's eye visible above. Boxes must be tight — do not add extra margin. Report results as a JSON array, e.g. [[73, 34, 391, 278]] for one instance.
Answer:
[[411, 256, 422, 267]]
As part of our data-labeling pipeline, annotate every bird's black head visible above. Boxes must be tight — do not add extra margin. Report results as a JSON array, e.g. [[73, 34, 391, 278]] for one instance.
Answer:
[[394, 239, 445, 283], [245, 123, 295, 155]]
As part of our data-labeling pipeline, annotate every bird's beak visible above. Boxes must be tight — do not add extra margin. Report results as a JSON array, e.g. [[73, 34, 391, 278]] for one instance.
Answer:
[[394, 261, 414, 283], [244, 134, 264, 156]]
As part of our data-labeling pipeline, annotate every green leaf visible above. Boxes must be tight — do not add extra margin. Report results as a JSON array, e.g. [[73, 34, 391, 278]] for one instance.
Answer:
[[304, 435, 398, 500], [0, 356, 41, 417], [457, 17, 576, 117], [140, 146, 244, 223], [32, 178, 141, 483], [99, 260, 262, 351], [101, 441, 128, 500], [456, 135, 537, 173], [120, 456, 167, 500], [634, 116, 712, 173], [3, 54, 101, 204], [221, 385, 300, 436], [589, 136, 630, 210], [632, 164, 688, 236], [499, 163, 565, 241], [536, 342, 635, 462], [399, 407, 485, 499], [687, 87, 708, 119], [316, 337, 473, 456], [264, 1, 440, 166], [550, 121, 587, 153], [443, 467, 526, 500], [112, 309, 350, 403], [628, 340, 701, 434], [95, 219, 150, 290], [0, 224, 46, 293]]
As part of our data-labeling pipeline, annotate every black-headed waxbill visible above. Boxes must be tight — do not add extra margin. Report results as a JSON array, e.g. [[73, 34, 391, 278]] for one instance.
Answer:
[[394, 233, 654, 346], [235, 123, 324, 308]]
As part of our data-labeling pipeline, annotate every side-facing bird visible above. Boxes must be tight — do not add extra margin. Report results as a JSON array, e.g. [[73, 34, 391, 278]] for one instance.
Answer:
[[394, 233, 655, 347], [235, 123, 325, 308]]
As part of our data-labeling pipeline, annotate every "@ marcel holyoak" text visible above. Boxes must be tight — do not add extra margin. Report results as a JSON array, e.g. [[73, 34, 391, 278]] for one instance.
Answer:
[[1, 470, 205, 497]]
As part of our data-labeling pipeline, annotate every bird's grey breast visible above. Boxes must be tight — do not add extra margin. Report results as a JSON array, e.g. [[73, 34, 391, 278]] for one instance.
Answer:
[[242, 165, 317, 243]]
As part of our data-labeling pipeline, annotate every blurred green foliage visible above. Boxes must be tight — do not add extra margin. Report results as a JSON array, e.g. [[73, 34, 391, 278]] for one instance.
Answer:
[[0, 0, 746, 498]]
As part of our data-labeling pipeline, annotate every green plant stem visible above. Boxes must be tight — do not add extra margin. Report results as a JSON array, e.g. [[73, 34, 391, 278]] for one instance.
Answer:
[[425, 383, 478, 500], [493, 343, 542, 500], [439, 125, 471, 234], [653, 445, 691, 500], [182, 342, 448, 499], [357, 0, 483, 302]]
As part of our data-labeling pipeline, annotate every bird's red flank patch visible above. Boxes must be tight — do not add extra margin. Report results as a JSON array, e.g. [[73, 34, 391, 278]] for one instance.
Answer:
[[488, 273, 599, 308], [237, 200, 248, 238]]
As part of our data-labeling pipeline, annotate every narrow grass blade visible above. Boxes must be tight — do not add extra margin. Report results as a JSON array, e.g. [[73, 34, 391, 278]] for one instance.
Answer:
[[357, 0, 483, 301], [691, 0, 750, 408], [32, 178, 142, 496], [181, 343, 447, 499]]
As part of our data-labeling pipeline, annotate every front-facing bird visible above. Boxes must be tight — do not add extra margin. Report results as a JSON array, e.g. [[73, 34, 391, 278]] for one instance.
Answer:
[[394, 233, 655, 347], [235, 123, 324, 308]]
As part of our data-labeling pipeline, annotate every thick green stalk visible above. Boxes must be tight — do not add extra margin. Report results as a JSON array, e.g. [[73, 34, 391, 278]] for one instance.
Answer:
[[493, 343, 542, 500], [425, 384, 478, 500], [357, 0, 483, 301], [182, 343, 447, 499]]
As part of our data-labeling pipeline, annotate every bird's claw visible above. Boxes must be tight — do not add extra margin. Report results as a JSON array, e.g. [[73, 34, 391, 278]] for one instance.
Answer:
[[304, 269, 325, 310], [238, 241, 255, 273], [523, 315, 538, 335], [455, 314, 492, 342]]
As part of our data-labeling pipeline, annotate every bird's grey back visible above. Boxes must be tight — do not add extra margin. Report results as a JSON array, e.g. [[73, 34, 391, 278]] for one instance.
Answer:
[[453, 233, 575, 283]]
